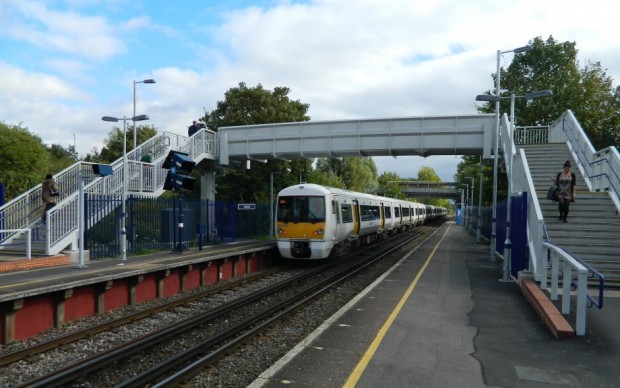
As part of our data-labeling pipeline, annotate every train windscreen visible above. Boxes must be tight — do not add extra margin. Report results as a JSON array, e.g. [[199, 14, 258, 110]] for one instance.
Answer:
[[277, 196, 326, 223]]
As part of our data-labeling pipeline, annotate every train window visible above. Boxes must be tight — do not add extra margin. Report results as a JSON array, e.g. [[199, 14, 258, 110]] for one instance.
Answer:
[[402, 207, 409, 217], [385, 206, 392, 218], [277, 196, 325, 223], [360, 205, 380, 221], [394, 207, 400, 217], [341, 204, 353, 223]]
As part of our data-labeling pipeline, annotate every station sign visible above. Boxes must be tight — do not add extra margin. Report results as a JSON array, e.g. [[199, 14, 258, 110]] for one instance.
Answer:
[[238, 203, 256, 210]]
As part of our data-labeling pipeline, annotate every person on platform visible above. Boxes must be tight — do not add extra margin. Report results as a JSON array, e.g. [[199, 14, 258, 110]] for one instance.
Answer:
[[551, 160, 576, 223], [188, 120, 199, 137], [41, 174, 60, 223]]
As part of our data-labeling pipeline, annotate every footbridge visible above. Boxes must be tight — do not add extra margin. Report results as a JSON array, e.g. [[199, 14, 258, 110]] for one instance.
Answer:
[[218, 114, 495, 164], [393, 181, 463, 199]]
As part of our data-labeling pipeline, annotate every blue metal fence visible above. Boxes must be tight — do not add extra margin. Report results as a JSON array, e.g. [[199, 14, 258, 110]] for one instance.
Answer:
[[85, 195, 271, 260]]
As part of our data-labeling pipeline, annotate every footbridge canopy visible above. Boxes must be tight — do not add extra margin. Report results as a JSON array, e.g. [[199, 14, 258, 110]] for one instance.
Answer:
[[218, 114, 495, 165]]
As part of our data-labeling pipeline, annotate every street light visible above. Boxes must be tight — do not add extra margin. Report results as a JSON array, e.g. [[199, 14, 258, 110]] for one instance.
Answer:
[[476, 44, 531, 262], [101, 114, 150, 263], [461, 183, 469, 228], [133, 79, 156, 155], [465, 176, 475, 231], [477, 89, 553, 280], [476, 157, 483, 243]]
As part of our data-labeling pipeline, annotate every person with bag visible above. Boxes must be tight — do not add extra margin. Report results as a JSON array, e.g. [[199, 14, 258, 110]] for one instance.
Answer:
[[41, 174, 60, 223], [550, 161, 576, 223]]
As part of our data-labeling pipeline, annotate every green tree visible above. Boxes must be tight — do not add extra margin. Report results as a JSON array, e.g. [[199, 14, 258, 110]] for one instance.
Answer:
[[415, 166, 450, 208], [377, 171, 403, 198], [0, 122, 50, 200], [204, 83, 312, 202], [478, 35, 620, 149], [47, 144, 77, 174], [86, 125, 158, 163]]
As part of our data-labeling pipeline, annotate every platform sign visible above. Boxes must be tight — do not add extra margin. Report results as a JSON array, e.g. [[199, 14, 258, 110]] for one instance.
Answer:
[[238, 203, 256, 210]]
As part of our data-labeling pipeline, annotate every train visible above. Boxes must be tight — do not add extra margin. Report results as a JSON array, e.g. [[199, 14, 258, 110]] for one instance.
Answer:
[[275, 183, 447, 259]]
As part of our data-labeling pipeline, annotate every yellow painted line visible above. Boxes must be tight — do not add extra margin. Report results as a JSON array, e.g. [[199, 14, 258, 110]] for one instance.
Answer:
[[343, 224, 451, 388]]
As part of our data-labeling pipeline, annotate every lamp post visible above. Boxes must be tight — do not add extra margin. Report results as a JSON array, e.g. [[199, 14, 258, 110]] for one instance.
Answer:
[[458, 189, 465, 225], [102, 114, 150, 263], [133, 79, 156, 155], [465, 176, 475, 231], [476, 44, 531, 262], [476, 89, 552, 280], [476, 157, 483, 243], [461, 183, 469, 228]]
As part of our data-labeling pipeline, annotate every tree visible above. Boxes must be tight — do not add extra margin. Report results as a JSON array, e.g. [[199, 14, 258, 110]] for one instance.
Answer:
[[202, 82, 310, 131], [47, 144, 77, 174], [86, 125, 158, 163], [0, 122, 50, 200], [471, 35, 620, 210], [477, 35, 620, 149], [377, 171, 403, 198], [203, 83, 312, 202]]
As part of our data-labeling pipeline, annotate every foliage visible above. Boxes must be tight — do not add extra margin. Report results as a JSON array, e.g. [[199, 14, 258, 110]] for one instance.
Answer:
[[477, 35, 620, 149], [201, 83, 312, 202], [470, 35, 620, 209], [202, 82, 310, 131], [377, 171, 402, 198], [0, 122, 51, 200], [46, 144, 77, 173], [85, 125, 158, 163]]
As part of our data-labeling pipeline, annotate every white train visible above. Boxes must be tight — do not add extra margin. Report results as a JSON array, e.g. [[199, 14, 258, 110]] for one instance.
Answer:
[[275, 183, 447, 259]]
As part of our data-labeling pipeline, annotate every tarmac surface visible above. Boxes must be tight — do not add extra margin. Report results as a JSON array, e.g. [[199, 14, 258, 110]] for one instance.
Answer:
[[251, 222, 620, 387]]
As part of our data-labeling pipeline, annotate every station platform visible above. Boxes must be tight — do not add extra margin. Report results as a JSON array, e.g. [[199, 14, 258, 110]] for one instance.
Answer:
[[0, 240, 277, 344], [251, 222, 620, 388]]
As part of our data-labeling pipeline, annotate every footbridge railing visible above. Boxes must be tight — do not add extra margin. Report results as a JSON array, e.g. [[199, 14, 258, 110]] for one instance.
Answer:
[[1, 129, 218, 255]]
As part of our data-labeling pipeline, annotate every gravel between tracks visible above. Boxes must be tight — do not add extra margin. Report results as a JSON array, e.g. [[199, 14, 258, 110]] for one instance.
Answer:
[[0, 233, 426, 387]]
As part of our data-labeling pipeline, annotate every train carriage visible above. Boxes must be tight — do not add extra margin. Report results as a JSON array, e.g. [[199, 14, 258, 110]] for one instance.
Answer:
[[276, 183, 447, 259]]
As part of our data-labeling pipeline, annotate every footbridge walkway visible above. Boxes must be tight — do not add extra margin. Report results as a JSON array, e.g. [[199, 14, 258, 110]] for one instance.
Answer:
[[1, 110, 619, 335]]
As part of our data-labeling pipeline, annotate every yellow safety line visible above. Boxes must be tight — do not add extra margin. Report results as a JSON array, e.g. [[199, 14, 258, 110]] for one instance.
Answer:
[[343, 224, 451, 388]]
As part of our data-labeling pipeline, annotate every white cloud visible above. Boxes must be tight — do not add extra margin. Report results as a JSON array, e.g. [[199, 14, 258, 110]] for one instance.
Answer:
[[2, 0, 620, 180]]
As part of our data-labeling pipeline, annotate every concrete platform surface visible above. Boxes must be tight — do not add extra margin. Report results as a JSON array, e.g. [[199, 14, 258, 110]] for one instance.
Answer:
[[250, 222, 620, 388]]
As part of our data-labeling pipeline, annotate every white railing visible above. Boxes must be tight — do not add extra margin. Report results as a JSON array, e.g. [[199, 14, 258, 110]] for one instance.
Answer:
[[502, 115, 546, 281], [2, 129, 218, 256], [542, 243, 590, 336], [514, 126, 549, 145], [549, 110, 620, 213], [0, 229, 31, 258]]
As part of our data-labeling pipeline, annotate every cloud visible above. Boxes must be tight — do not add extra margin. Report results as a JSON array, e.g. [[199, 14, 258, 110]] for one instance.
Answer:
[[2, 1, 126, 61]]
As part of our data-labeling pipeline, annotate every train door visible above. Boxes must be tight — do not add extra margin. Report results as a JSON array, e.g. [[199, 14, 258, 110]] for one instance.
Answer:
[[352, 200, 360, 236], [332, 196, 343, 241], [380, 203, 385, 229]]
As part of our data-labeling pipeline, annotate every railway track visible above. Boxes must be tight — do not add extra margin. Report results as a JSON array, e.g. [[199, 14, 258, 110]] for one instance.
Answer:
[[6, 225, 439, 387]]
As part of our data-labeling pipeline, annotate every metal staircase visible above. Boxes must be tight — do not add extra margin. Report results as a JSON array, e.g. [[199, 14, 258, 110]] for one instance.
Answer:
[[521, 143, 620, 283], [0, 129, 218, 257]]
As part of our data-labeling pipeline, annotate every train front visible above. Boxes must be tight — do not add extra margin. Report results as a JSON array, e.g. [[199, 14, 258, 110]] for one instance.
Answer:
[[275, 184, 333, 259]]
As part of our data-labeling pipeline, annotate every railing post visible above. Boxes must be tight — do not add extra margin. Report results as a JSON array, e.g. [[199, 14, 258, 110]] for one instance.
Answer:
[[562, 260, 571, 314], [576, 269, 588, 335], [550, 252, 559, 300]]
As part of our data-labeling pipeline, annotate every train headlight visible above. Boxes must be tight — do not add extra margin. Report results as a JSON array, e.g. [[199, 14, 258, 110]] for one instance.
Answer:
[[277, 228, 286, 236], [313, 228, 324, 236]]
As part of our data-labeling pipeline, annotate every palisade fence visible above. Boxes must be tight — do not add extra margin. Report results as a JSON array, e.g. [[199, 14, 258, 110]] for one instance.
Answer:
[[84, 194, 271, 260]]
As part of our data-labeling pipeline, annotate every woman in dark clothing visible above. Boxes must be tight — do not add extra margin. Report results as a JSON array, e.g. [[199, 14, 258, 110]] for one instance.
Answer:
[[552, 161, 576, 223]]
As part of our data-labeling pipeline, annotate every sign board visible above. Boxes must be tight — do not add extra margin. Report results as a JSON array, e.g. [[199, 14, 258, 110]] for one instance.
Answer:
[[238, 203, 256, 210]]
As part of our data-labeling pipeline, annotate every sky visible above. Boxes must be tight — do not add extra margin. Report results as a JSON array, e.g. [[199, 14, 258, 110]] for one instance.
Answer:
[[1, 0, 619, 182]]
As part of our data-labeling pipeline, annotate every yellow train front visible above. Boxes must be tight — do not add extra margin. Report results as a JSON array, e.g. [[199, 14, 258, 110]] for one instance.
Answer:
[[275, 183, 441, 259]]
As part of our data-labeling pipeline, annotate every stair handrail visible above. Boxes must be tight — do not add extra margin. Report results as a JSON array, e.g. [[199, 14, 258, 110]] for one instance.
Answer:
[[44, 129, 219, 255], [549, 110, 620, 213]]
